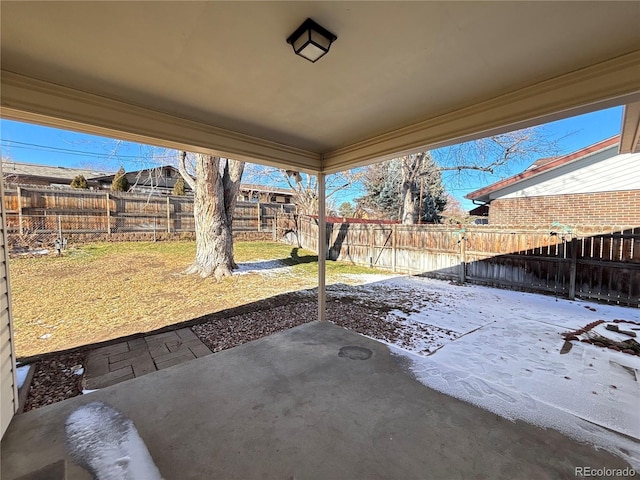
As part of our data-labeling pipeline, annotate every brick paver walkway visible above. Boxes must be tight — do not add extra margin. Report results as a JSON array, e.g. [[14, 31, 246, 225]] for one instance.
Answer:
[[84, 328, 212, 389]]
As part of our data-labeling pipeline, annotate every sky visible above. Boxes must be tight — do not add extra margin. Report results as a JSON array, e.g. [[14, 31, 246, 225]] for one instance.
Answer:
[[0, 106, 624, 211]]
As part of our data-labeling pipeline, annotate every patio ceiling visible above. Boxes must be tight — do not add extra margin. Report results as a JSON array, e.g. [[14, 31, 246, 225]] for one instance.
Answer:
[[1, 2, 639, 173]]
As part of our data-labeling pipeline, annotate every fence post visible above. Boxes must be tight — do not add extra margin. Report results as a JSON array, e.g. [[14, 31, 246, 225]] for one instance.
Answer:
[[272, 212, 277, 241], [257, 202, 261, 232], [17, 186, 24, 235], [105, 192, 112, 235], [391, 224, 397, 273], [459, 231, 467, 283], [166, 196, 171, 233], [369, 225, 375, 268], [568, 238, 578, 300]]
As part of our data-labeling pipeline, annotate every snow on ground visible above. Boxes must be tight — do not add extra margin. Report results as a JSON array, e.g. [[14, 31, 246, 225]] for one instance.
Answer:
[[235, 259, 293, 277], [336, 273, 401, 284], [345, 276, 640, 468], [15, 364, 31, 389]]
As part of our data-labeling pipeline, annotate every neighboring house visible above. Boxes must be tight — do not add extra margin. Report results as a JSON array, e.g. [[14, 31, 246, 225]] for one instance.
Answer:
[[91, 166, 183, 193], [465, 135, 640, 225], [1, 161, 295, 205], [238, 183, 295, 204], [1, 161, 106, 189]]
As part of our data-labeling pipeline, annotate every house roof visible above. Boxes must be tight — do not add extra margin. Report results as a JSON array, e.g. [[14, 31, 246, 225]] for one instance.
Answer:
[[465, 135, 621, 203], [525, 157, 559, 171], [240, 183, 293, 196], [1, 3, 639, 175], [1, 161, 108, 182], [1, 160, 297, 196], [469, 204, 489, 217], [90, 165, 179, 181]]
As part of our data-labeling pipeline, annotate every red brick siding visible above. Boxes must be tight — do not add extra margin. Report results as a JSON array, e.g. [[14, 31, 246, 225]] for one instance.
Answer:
[[488, 190, 640, 225]]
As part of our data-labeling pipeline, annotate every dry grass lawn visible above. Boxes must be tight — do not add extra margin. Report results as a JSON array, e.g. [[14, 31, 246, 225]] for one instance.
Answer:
[[10, 241, 387, 357]]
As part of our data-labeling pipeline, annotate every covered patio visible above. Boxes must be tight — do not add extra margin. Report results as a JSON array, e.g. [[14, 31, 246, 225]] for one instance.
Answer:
[[1, 1, 640, 478], [2, 321, 633, 479]]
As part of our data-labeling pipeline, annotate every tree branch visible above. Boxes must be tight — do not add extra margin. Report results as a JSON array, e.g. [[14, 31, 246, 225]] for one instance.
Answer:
[[177, 151, 197, 191]]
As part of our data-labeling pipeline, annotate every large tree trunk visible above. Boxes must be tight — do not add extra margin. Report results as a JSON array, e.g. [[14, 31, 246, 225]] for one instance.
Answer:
[[180, 153, 244, 280], [401, 155, 420, 224], [402, 183, 417, 224]]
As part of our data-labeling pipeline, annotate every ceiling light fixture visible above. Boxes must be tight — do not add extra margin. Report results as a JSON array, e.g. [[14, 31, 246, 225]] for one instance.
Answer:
[[286, 18, 337, 63]]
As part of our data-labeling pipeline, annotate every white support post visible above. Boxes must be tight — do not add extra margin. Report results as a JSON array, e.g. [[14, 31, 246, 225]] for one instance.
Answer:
[[318, 173, 326, 322]]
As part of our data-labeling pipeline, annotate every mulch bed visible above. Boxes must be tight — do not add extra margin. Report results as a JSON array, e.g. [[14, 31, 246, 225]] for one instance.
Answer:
[[23, 352, 86, 412], [193, 296, 402, 353], [193, 301, 317, 352]]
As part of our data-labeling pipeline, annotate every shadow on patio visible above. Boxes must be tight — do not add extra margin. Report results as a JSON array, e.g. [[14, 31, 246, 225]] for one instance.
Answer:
[[1, 321, 630, 480]]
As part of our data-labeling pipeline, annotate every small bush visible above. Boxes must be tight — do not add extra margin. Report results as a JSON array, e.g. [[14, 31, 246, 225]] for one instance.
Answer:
[[70, 175, 88, 189], [173, 177, 186, 196], [111, 167, 130, 192]]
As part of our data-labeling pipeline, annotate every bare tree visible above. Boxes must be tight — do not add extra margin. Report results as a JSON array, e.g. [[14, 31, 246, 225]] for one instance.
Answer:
[[177, 151, 245, 280], [361, 126, 564, 223], [283, 170, 361, 215], [441, 194, 472, 224], [242, 164, 361, 216], [435, 127, 564, 176], [1, 155, 20, 186]]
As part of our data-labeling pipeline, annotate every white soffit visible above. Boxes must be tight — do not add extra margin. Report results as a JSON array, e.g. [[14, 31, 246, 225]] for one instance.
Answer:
[[1, 2, 640, 173]]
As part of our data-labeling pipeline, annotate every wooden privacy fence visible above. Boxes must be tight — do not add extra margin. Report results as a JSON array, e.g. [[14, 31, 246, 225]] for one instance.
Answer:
[[286, 216, 640, 307], [4, 186, 295, 237]]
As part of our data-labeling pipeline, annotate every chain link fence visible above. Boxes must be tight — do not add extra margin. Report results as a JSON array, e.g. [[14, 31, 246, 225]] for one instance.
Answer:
[[6, 214, 182, 251], [5, 211, 297, 254]]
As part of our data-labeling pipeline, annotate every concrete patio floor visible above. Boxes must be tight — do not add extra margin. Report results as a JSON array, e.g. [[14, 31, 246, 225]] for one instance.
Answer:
[[1, 321, 633, 480]]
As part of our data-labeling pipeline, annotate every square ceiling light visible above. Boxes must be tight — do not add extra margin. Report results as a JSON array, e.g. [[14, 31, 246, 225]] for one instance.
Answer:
[[286, 18, 337, 63]]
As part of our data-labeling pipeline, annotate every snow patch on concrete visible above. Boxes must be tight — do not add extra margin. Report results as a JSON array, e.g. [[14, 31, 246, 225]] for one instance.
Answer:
[[65, 401, 164, 480]]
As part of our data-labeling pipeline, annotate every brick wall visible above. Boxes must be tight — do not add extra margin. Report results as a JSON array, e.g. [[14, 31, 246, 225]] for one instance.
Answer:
[[488, 190, 640, 226]]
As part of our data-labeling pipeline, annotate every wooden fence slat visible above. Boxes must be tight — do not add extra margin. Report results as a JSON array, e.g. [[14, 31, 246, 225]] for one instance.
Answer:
[[285, 216, 639, 307]]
